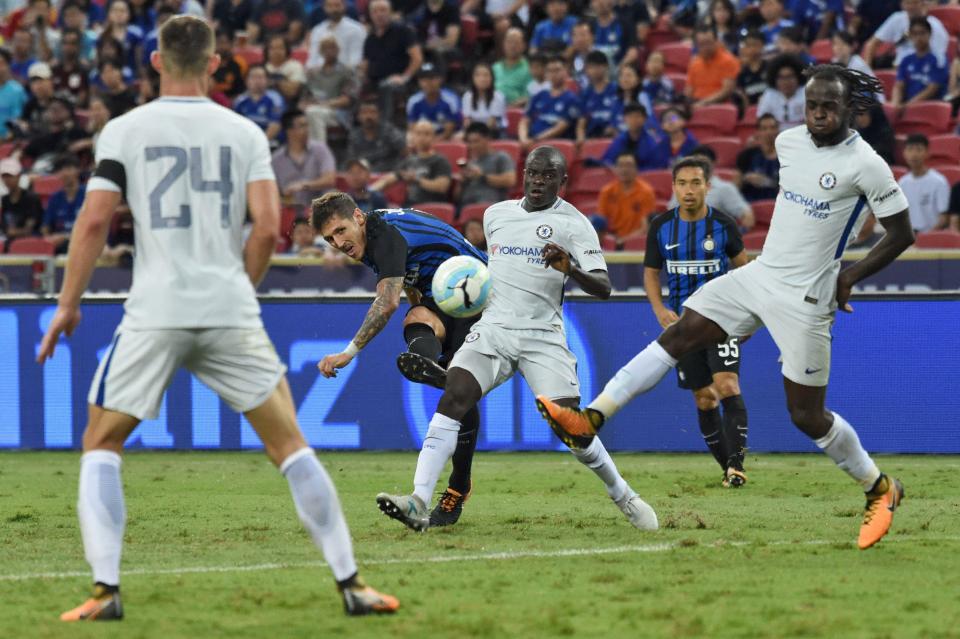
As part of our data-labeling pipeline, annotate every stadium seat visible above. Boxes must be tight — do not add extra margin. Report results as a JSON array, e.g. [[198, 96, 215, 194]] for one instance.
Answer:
[[937, 166, 960, 186], [891, 165, 908, 180], [459, 202, 490, 225], [914, 230, 960, 248], [621, 235, 646, 251], [568, 194, 598, 213], [280, 207, 298, 239], [568, 167, 611, 195], [530, 139, 576, 171], [689, 104, 738, 138], [930, 6, 960, 36], [600, 235, 618, 251], [928, 134, 960, 167], [875, 69, 896, 101], [882, 102, 899, 127], [31, 174, 63, 197], [898, 101, 952, 136], [578, 138, 612, 164], [8, 237, 55, 255], [335, 172, 350, 191], [742, 230, 767, 251], [638, 170, 674, 200], [666, 72, 686, 96], [0, 239, 4, 253], [752, 199, 776, 229], [699, 137, 741, 169], [658, 42, 692, 74], [0, 142, 14, 158], [714, 167, 736, 182], [235, 46, 263, 66], [434, 141, 467, 172], [894, 134, 907, 166], [291, 48, 308, 64], [505, 108, 524, 138], [380, 178, 407, 206], [416, 202, 456, 224], [735, 105, 758, 143], [490, 139, 521, 167], [810, 38, 832, 63], [460, 14, 479, 53], [645, 18, 681, 51]]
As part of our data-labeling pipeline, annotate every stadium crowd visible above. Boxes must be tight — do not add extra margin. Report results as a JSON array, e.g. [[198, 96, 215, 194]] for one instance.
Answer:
[[1, 0, 960, 261]]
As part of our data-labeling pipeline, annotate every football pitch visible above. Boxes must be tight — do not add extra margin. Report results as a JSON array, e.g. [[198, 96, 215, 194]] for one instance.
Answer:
[[1, 452, 958, 639]]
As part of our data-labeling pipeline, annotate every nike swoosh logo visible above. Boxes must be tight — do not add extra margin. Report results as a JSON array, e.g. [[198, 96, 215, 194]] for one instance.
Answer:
[[805, 367, 823, 375], [665, 243, 680, 250], [723, 360, 737, 366]]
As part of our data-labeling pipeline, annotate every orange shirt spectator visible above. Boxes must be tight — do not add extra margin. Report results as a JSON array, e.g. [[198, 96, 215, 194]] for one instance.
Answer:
[[597, 153, 657, 240], [686, 24, 741, 105]]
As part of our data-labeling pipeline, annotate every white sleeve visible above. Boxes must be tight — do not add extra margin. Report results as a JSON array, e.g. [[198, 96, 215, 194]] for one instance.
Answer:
[[247, 125, 276, 184], [87, 119, 125, 193], [569, 215, 607, 272], [873, 14, 901, 44], [756, 90, 774, 118], [857, 149, 909, 219]]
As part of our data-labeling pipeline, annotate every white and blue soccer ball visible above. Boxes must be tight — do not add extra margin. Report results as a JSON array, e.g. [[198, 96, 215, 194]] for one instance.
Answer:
[[431, 255, 491, 318]]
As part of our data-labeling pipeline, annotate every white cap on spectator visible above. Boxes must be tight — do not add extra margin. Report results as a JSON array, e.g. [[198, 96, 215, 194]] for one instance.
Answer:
[[0, 157, 22, 176], [27, 62, 52, 80]]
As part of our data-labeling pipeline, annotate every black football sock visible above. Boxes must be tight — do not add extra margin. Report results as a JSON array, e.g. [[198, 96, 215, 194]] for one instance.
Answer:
[[403, 323, 442, 362], [697, 408, 728, 470], [721, 395, 748, 471], [336, 572, 362, 591], [94, 582, 119, 594], [447, 406, 479, 495]]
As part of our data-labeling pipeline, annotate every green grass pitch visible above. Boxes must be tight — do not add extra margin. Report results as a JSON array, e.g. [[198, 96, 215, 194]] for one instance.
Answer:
[[1, 451, 958, 638]]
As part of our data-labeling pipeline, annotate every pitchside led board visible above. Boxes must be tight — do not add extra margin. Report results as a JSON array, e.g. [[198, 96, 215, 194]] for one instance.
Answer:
[[0, 298, 957, 453]]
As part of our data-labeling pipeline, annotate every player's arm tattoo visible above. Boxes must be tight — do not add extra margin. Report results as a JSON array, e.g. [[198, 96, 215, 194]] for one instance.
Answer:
[[353, 276, 404, 348]]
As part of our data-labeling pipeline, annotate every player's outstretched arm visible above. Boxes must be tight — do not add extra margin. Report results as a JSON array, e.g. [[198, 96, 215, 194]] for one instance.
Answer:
[[244, 179, 282, 287], [835, 209, 914, 312], [37, 190, 121, 363], [542, 242, 611, 299]]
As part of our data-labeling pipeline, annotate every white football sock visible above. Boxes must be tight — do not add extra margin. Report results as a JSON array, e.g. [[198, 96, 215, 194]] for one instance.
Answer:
[[589, 341, 677, 419], [569, 436, 630, 502], [77, 450, 126, 587], [281, 448, 357, 582], [412, 413, 460, 504], [814, 412, 881, 491]]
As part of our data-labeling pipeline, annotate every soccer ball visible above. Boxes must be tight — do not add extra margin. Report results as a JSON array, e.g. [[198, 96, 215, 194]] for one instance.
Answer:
[[431, 255, 491, 318]]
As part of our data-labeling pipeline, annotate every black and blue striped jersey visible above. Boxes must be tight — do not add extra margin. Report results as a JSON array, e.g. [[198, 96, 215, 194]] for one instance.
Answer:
[[361, 208, 487, 298], [644, 207, 744, 313]]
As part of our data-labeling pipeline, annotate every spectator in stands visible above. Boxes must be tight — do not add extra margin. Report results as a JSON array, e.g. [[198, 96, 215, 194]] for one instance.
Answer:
[[790, 0, 843, 42], [101, 0, 144, 71], [97, 59, 138, 117], [21, 0, 59, 64], [530, 0, 577, 54], [90, 36, 135, 93], [947, 56, 960, 118], [494, 27, 532, 107], [773, 27, 815, 66], [212, 30, 248, 99], [210, 0, 256, 37], [855, 104, 896, 165], [891, 17, 948, 109], [832, 31, 875, 79], [596, 151, 656, 245], [140, 6, 175, 67], [757, 53, 805, 130], [736, 30, 767, 108], [601, 103, 667, 170], [899, 134, 951, 233], [615, 62, 645, 123], [41, 155, 84, 253], [758, 0, 793, 52], [346, 99, 407, 172], [669, 145, 754, 229], [264, 34, 305, 103], [0, 157, 43, 241], [590, 0, 628, 65], [361, 0, 423, 119], [342, 158, 389, 213], [234, 65, 285, 143], [66, 94, 109, 161], [303, 36, 356, 143], [10, 29, 38, 83], [60, 2, 99, 62], [458, 121, 516, 206], [569, 21, 595, 88], [272, 109, 336, 211], [52, 28, 91, 108], [0, 50, 28, 139], [526, 52, 550, 100], [640, 51, 674, 108], [306, 0, 366, 70], [462, 218, 486, 251], [863, 0, 948, 69], [462, 62, 507, 135], [411, 0, 462, 74], [248, 0, 305, 45], [948, 182, 960, 232], [23, 97, 88, 170], [287, 218, 328, 257], [850, 0, 899, 47], [406, 63, 462, 140], [22, 62, 55, 134], [735, 112, 779, 201], [576, 51, 618, 146], [686, 22, 741, 108], [519, 55, 580, 148], [372, 118, 452, 205], [659, 106, 698, 164], [128, 0, 155, 34]]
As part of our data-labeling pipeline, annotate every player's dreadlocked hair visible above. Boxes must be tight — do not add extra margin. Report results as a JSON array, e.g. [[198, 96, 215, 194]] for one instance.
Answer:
[[803, 64, 884, 118]]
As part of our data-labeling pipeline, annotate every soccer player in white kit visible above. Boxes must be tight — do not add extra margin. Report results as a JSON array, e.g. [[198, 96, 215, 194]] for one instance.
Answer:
[[375, 146, 658, 532], [539, 65, 916, 550], [37, 16, 398, 620]]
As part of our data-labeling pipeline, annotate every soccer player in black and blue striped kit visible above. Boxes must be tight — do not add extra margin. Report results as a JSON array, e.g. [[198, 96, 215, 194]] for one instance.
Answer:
[[643, 156, 751, 486], [312, 193, 486, 524]]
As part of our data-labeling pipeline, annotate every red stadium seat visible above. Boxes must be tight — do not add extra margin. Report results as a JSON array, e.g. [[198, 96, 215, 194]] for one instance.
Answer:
[[235, 46, 263, 66], [416, 202, 456, 224], [31, 174, 63, 197], [8, 237, 55, 255], [714, 167, 736, 182], [928, 134, 960, 167], [752, 199, 776, 230], [809, 38, 833, 63], [699, 137, 742, 169], [645, 18, 681, 51], [930, 6, 960, 36], [0, 239, 4, 253], [898, 101, 952, 136], [658, 42, 692, 74], [882, 102, 899, 127], [666, 72, 686, 96], [638, 169, 674, 200], [381, 178, 407, 206], [459, 202, 490, 225], [742, 230, 767, 251], [891, 165, 908, 180], [568, 194, 598, 213], [0, 142, 14, 158], [621, 235, 646, 251], [735, 105, 758, 143], [291, 48, 308, 64], [335, 172, 350, 191], [491, 139, 521, 166], [914, 230, 960, 248], [530, 139, 575, 171], [568, 167, 612, 195], [937, 166, 960, 186], [601, 235, 618, 251], [280, 206, 298, 239], [689, 104, 738, 137], [875, 69, 896, 101], [894, 134, 907, 166], [460, 14, 479, 51], [505, 108, 524, 138], [433, 141, 467, 173]]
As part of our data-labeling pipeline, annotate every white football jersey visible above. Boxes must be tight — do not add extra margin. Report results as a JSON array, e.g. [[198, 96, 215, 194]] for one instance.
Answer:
[[482, 197, 606, 330], [757, 126, 909, 308], [88, 97, 275, 329]]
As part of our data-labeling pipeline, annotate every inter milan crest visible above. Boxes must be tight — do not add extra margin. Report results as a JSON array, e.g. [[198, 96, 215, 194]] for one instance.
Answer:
[[819, 172, 837, 190], [536, 224, 554, 239], [702, 236, 716, 252]]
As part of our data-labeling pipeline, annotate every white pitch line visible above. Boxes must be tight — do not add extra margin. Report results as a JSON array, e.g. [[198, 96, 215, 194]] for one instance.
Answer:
[[2, 535, 958, 583]]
